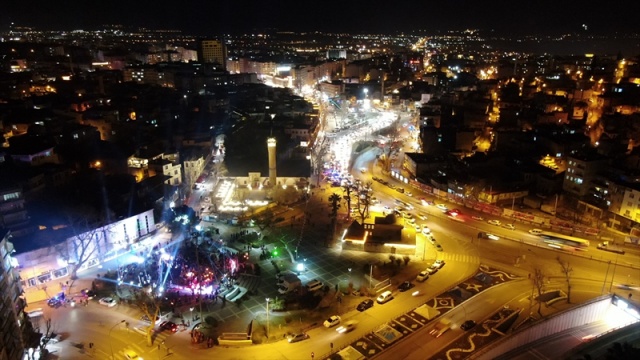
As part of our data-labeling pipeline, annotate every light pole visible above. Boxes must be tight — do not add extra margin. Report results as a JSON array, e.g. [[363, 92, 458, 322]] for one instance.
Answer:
[[109, 320, 125, 359], [265, 298, 271, 341]]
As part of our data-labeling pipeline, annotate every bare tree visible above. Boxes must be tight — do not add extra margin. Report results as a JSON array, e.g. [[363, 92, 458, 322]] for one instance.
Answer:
[[356, 181, 373, 222], [131, 289, 162, 346], [342, 185, 353, 217], [328, 193, 341, 242], [531, 267, 547, 317], [311, 137, 329, 187], [557, 256, 573, 303]]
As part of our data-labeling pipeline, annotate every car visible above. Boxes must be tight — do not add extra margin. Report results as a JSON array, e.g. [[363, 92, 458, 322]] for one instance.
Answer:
[[98, 297, 117, 307], [356, 299, 374, 312], [43, 333, 62, 344], [123, 349, 143, 360], [413, 223, 421, 231], [80, 288, 96, 299], [395, 187, 405, 193], [372, 176, 380, 182], [435, 243, 443, 252], [528, 228, 543, 235], [502, 223, 516, 230], [436, 204, 448, 212], [336, 321, 357, 334], [420, 198, 434, 206], [159, 321, 178, 332], [398, 281, 415, 292], [376, 290, 394, 304], [402, 212, 413, 219], [471, 215, 485, 221], [488, 219, 502, 226], [323, 315, 341, 328], [276, 270, 296, 279], [404, 203, 414, 210], [47, 298, 63, 308], [405, 191, 413, 197], [416, 270, 430, 282], [26, 308, 44, 318], [278, 285, 292, 295], [461, 320, 477, 331], [421, 225, 431, 234], [287, 332, 309, 343], [427, 235, 436, 244], [418, 213, 428, 220], [484, 233, 500, 240], [427, 267, 439, 275], [431, 259, 445, 269]]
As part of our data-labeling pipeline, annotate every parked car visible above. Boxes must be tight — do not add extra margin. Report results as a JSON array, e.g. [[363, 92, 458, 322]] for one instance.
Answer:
[[159, 321, 178, 332], [323, 315, 341, 328], [435, 243, 443, 252], [287, 332, 309, 343], [471, 215, 484, 221], [376, 290, 394, 304], [416, 270, 430, 282], [488, 219, 502, 226], [356, 299, 374, 312], [398, 281, 414, 292], [26, 308, 44, 318], [395, 187, 405, 193], [431, 259, 446, 269], [502, 223, 516, 230], [461, 320, 476, 331], [436, 204, 448, 212], [98, 297, 117, 307]]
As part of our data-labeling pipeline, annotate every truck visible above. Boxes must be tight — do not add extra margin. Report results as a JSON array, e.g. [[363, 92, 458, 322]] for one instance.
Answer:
[[277, 274, 302, 294], [429, 318, 451, 338]]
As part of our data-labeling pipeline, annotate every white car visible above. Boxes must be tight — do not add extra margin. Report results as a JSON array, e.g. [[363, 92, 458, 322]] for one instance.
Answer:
[[436, 204, 448, 212], [124, 349, 143, 360], [323, 315, 341, 328], [529, 228, 543, 235], [431, 259, 445, 269], [405, 191, 413, 197], [422, 226, 431, 234], [336, 321, 356, 334], [416, 270, 430, 282], [98, 297, 117, 307], [488, 219, 502, 226], [502, 223, 516, 230]]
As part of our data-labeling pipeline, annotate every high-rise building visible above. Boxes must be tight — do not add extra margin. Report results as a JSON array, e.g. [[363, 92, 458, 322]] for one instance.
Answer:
[[199, 39, 227, 69], [0, 229, 26, 360]]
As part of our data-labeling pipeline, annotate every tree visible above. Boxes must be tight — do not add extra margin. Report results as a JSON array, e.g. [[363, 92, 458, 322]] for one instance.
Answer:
[[557, 256, 573, 303], [311, 137, 329, 187], [356, 181, 373, 222], [254, 208, 275, 231], [342, 185, 353, 218], [132, 289, 162, 346], [531, 267, 547, 317], [328, 193, 341, 241]]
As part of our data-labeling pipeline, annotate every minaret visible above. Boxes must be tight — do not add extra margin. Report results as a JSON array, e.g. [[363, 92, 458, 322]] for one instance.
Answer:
[[267, 138, 277, 186]]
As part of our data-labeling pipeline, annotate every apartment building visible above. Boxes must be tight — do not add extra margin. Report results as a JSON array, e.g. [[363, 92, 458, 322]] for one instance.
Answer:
[[0, 229, 26, 360]]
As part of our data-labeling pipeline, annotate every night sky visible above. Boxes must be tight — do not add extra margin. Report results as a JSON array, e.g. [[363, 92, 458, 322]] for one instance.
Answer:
[[4, 0, 639, 35]]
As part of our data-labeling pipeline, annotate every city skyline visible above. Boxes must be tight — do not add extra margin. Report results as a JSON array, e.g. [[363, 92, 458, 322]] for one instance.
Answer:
[[3, 0, 639, 36]]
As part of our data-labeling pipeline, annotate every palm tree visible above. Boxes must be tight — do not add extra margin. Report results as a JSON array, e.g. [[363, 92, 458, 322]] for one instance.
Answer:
[[328, 193, 342, 242]]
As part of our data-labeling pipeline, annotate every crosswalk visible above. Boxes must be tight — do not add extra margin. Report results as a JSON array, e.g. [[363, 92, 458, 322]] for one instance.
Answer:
[[438, 252, 480, 264]]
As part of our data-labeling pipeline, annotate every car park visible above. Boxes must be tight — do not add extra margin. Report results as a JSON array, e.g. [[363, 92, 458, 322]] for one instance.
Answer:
[[376, 290, 394, 304], [416, 270, 430, 282], [287, 332, 309, 343], [488, 219, 502, 226], [398, 281, 414, 292], [356, 299, 374, 312], [323, 315, 341, 328], [461, 320, 476, 331], [336, 321, 357, 334], [502, 223, 516, 230], [98, 297, 117, 307]]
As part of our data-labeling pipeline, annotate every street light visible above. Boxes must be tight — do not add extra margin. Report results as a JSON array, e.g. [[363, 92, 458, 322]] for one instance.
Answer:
[[265, 298, 271, 341], [109, 320, 125, 359]]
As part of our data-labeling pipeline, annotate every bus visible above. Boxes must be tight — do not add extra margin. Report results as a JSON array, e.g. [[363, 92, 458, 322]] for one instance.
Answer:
[[536, 231, 590, 251]]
